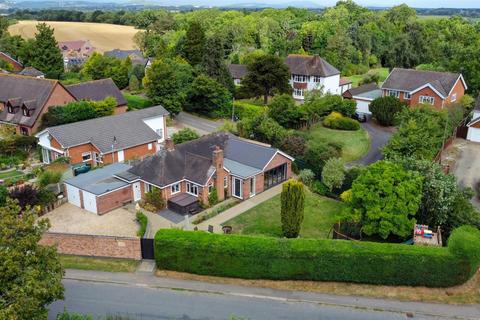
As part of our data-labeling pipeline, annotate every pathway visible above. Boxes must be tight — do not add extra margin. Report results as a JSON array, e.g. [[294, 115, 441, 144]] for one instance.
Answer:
[[351, 120, 394, 165], [196, 183, 283, 233]]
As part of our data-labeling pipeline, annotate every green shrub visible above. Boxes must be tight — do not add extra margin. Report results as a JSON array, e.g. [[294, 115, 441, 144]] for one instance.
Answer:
[[136, 211, 148, 237], [172, 128, 200, 144], [280, 179, 305, 238], [233, 101, 265, 120], [208, 187, 219, 206], [311, 180, 331, 197], [448, 225, 480, 275], [145, 189, 165, 211], [330, 117, 360, 131], [37, 170, 62, 187], [56, 311, 93, 320], [155, 227, 480, 287]]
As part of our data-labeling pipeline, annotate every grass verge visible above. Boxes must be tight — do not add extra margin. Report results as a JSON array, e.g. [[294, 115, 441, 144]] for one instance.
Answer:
[[0, 170, 24, 180], [60, 255, 140, 273]]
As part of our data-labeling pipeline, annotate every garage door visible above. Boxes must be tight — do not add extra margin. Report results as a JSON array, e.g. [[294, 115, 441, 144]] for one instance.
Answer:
[[66, 184, 81, 207], [356, 100, 371, 114], [467, 127, 480, 142], [82, 191, 97, 214]]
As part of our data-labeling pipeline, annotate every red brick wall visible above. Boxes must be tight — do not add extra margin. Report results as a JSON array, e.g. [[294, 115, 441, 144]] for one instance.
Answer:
[[0, 53, 23, 71], [96, 186, 133, 215], [67, 143, 100, 165], [447, 78, 466, 104], [410, 86, 444, 109], [265, 153, 292, 175], [40, 232, 141, 260]]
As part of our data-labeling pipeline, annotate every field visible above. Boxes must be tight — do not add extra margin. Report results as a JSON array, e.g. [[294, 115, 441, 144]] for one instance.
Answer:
[[9, 20, 139, 53]]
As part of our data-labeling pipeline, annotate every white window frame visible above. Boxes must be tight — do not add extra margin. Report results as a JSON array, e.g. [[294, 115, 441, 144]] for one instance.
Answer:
[[313, 75, 322, 83], [94, 152, 103, 164], [171, 183, 180, 195], [82, 152, 91, 162], [404, 92, 411, 100], [419, 95, 435, 105], [451, 93, 457, 102], [223, 176, 228, 188], [293, 88, 304, 97], [145, 183, 151, 193], [186, 182, 199, 196], [387, 90, 400, 98], [208, 183, 214, 194], [148, 143, 153, 150], [293, 74, 308, 83], [22, 107, 28, 116]]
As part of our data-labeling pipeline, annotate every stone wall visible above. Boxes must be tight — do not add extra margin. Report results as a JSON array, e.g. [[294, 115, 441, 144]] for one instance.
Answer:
[[40, 232, 142, 260]]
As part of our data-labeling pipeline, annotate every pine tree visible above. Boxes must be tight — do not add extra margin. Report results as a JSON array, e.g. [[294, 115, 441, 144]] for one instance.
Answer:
[[202, 35, 235, 94], [30, 23, 64, 79], [280, 179, 305, 238], [184, 21, 205, 66]]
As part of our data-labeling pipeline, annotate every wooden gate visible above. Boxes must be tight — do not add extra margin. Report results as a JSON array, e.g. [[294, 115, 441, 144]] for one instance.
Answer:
[[456, 125, 468, 139], [140, 238, 154, 260]]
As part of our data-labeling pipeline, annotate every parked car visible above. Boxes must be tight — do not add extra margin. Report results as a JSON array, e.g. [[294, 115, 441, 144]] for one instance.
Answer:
[[354, 112, 367, 123]]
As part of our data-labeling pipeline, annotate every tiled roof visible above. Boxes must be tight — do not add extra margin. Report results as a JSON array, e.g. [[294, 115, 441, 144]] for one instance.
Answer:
[[42, 105, 169, 154], [381, 68, 462, 98], [104, 49, 147, 66], [19, 67, 45, 77], [228, 64, 247, 79], [285, 54, 340, 77], [345, 82, 380, 97], [66, 79, 127, 107]]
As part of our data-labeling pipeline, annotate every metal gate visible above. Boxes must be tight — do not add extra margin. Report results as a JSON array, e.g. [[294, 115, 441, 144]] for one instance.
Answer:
[[140, 238, 154, 259]]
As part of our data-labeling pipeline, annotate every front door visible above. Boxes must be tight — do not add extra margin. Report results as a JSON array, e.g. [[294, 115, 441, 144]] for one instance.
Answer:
[[132, 182, 141, 201], [232, 177, 242, 199], [117, 150, 125, 162]]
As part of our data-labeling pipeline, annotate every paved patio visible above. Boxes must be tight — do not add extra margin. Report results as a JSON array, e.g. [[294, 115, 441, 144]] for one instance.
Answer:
[[41, 203, 139, 237]]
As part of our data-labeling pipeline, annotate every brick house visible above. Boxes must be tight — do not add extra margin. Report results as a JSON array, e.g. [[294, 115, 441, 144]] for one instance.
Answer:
[[58, 40, 94, 70], [36, 106, 168, 165], [0, 74, 76, 135], [0, 52, 23, 71], [66, 78, 128, 114], [381, 68, 467, 108], [228, 64, 247, 86]]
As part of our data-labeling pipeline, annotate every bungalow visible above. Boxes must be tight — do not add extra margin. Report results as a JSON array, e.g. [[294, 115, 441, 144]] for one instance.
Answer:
[[36, 105, 168, 165], [0, 74, 76, 135], [228, 64, 247, 85], [65, 78, 128, 114], [342, 82, 382, 115], [0, 52, 23, 71], [381, 68, 466, 108], [284, 54, 352, 100]]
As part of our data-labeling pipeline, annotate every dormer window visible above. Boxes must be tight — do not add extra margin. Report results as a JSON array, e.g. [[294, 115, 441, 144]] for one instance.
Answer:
[[7, 105, 14, 113], [22, 107, 29, 117]]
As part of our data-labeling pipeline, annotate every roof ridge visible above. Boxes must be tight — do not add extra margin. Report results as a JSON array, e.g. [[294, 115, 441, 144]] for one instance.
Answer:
[[65, 78, 113, 87], [0, 73, 57, 83]]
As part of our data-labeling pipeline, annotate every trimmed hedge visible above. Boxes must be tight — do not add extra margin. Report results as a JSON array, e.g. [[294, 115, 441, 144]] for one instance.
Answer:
[[155, 227, 480, 287], [233, 101, 265, 120]]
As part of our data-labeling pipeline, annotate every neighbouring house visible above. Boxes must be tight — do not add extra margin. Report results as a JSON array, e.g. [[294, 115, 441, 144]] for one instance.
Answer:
[[36, 105, 169, 165], [104, 49, 148, 67], [284, 54, 352, 100], [18, 67, 45, 78], [58, 40, 95, 70], [0, 52, 23, 71], [65, 78, 128, 114], [0, 74, 76, 135], [342, 82, 382, 115], [381, 68, 466, 108], [228, 64, 247, 86], [466, 96, 480, 142]]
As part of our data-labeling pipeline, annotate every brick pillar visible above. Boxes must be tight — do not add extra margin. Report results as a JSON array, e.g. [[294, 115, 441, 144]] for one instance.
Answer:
[[212, 146, 225, 201]]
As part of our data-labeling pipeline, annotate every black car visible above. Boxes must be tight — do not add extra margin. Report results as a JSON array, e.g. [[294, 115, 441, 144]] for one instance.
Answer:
[[354, 112, 367, 123]]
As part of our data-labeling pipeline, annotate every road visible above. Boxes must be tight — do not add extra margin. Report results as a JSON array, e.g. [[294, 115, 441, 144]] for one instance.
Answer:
[[50, 280, 427, 320], [176, 112, 223, 134]]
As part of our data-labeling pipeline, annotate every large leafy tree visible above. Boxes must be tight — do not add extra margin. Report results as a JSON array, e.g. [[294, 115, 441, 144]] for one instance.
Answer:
[[369, 96, 407, 126], [29, 23, 64, 79], [321, 157, 345, 191], [202, 35, 235, 94], [184, 75, 232, 118], [268, 94, 305, 128], [143, 58, 193, 115], [184, 21, 205, 66], [81, 53, 130, 89], [0, 200, 64, 319], [345, 161, 423, 239], [241, 54, 291, 105], [281, 179, 305, 238]]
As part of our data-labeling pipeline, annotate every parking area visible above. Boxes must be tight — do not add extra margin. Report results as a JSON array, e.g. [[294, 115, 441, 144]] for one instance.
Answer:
[[40, 203, 139, 237]]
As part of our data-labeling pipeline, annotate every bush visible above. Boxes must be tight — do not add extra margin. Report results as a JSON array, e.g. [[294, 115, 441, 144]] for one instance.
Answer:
[[302, 142, 342, 177], [172, 128, 200, 144], [233, 101, 265, 120], [448, 226, 480, 274], [154, 227, 480, 287], [322, 112, 343, 127], [311, 180, 331, 197], [136, 211, 148, 237], [369, 96, 407, 126], [321, 158, 345, 191], [208, 187, 219, 206], [298, 169, 315, 187], [280, 134, 306, 158], [56, 311, 93, 320], [145, 189, 165, 211], [323, 112, 359, 131], [37, 170, 62, 187]]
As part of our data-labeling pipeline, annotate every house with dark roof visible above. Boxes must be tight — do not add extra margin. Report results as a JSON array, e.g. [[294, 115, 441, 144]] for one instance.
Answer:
[[228, 64, 247, 85], [19, 67, 45, 78], [0, 52, 23, 71], [284, 54, 351, 100], [343, 82, 382, 115], [0, 74, 76, 135], [104, 49, 148, 67], [381, 68, 466, 108], [35, 105, 169, 165], [66, 79, 128, 113]]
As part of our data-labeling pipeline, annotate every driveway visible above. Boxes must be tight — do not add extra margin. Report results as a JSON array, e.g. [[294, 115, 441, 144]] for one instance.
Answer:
[[352, 120, 394, 165], [175, 112, 223, 134], [40, 203, 139, 237]]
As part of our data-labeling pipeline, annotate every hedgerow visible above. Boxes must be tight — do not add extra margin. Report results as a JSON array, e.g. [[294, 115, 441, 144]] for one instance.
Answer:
[[155, 227, 480, 287]]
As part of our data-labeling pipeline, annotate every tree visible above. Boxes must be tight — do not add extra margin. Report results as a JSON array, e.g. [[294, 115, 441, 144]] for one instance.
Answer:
[[184, 21, 205, 66], [129, 74, 140, 91], [304, 93, 356, 119], [302, 142, 342, 177], [241, 54, 291, 105], [184, 75, 232, 118], [143, 58, 193, 115], [345, 161, 423, 239], [0, 185, 7, 206], [29, 23, 64, 79], [0, 200, 64, 319], [202, 35, 235, 94], [369, 96, 407, 126], [81, 53, 130, 89], [268, 94, 305, 128], [280, 134, 306, 157], [172, 128, 200, 144], [321, 158, 345, 191], [237, 115, 287, 148], [280, 179, 305, 238]]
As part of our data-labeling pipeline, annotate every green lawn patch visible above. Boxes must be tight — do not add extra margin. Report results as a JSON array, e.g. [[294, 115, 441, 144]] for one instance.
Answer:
[[124, 93, 153, 110], [305, 123, 370, 162], [347, 67, 389, 87], [59, 255, 140, 272], [0, 170, 24, 180], [224, 190, 344, 239]]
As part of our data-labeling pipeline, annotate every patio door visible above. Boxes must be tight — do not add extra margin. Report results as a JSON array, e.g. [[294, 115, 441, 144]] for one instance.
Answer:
[[232, 177, 242, 199]]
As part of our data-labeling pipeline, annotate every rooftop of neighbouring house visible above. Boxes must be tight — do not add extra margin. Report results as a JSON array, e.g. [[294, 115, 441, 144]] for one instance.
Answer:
[[19, 66, 45, 77], [285, 54, 340, 77], [344, 82, 382, 100], [66, 78, 127, 107], [64, 162, 132, 195], [104, 49, 147, 66], [228, 64, 247, 79], [381, 68, 464, 97], [38, 105, 169, 154]]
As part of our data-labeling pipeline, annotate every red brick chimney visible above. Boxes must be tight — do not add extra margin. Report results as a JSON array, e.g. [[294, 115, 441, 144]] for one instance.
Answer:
[[212, 146, 225, 202], [165, 138, 174, 151]]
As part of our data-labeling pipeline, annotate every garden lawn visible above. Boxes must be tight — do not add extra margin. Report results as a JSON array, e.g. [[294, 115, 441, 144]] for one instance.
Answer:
[[224, 190, 344, 239], [124, 93, 153, 110], [347, 67, 389, 87], [305, 123, 370, 162], [0, 170, 24, 180]]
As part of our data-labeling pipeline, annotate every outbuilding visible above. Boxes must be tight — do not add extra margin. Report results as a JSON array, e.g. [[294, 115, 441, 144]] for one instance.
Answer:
[[467, 100, 480, 142], [64, 163, 134, 214], [342, 82, 382, 115]]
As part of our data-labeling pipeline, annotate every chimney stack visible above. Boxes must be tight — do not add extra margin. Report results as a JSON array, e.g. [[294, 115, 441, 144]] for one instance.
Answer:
[[165, 138, 174, 151], [212, 146, 225, 202]]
